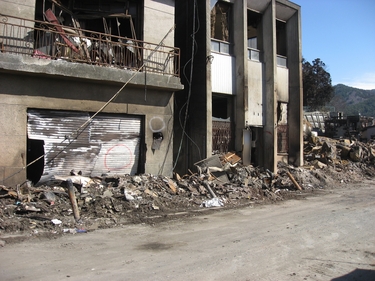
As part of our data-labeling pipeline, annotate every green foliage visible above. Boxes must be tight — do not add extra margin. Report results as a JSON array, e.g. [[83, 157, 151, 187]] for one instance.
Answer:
[[329, 84, 375, 117], [302, 58, 334, 110]]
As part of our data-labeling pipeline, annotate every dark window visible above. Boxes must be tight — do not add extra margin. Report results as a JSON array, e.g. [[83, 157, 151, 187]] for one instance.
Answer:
[[211, 1, 232, 54]]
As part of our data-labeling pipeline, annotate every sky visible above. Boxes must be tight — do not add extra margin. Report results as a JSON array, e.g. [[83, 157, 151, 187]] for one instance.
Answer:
[[294, 0, 375, 90]]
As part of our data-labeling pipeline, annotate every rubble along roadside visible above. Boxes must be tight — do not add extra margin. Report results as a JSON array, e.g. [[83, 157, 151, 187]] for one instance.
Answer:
[[0, 136, 374, 245]]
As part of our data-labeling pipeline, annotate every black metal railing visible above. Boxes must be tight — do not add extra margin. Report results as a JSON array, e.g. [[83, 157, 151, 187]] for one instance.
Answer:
[[0, 14, 180, 77]]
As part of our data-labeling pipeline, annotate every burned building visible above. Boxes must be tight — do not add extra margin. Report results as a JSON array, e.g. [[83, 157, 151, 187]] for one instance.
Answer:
[[324, 113, 375, 140], [0, 0, 183, 186], [174, 0, 303, 174]]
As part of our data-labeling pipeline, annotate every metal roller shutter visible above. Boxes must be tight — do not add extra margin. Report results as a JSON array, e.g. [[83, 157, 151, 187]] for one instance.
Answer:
[[27, 109, 141, 181]]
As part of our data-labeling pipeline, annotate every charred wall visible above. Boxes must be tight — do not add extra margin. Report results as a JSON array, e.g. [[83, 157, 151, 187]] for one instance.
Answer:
[[174, 0, 211, 174]]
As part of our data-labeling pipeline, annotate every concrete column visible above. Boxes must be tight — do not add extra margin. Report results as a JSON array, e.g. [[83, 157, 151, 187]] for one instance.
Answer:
[[286, 9, 303, 166], [262, 0, 277, 172], [205, 0, 213, 161], [0, 104, 27, 186], [173, 0, 211, 173], [233, 0, 248, 152]]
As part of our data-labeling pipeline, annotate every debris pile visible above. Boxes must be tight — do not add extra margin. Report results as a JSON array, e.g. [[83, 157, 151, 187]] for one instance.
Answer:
[[0, 141, 374, 240], [304, 136, 375, 180]]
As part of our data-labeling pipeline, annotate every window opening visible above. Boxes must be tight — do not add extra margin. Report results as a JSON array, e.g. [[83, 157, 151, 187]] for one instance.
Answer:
[[35, 0, 141, 44], [276, 20, 287, 67], [212, 95, 233, 153], [211, 1, 232, 54], [277, 102, 288, 153], [247, 10, 262, 61]]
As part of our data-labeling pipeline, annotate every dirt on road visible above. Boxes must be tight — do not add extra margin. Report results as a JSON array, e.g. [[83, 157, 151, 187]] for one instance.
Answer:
[[0, 180, 374, 281]]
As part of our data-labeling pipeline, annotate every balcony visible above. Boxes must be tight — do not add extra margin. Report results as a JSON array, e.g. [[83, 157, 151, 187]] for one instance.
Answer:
[[0, 13, 180, 77]]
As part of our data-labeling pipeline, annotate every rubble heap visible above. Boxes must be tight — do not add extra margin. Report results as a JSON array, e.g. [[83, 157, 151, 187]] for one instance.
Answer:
[[0, 138, 374, 240]]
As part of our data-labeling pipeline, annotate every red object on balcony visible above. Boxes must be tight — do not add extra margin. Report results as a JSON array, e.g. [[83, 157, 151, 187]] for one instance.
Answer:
[[44, 9, 80, 54]]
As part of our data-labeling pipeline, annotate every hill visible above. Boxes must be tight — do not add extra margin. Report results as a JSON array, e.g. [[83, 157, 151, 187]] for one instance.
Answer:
[[329, 84, 375, 117]]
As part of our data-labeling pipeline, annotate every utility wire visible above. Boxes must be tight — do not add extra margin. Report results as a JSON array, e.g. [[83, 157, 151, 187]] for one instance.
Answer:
[[174, 0, 201, 170]]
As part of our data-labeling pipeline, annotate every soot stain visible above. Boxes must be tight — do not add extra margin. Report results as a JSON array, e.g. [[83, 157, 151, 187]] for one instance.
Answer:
[[137, 242, 174, 251]]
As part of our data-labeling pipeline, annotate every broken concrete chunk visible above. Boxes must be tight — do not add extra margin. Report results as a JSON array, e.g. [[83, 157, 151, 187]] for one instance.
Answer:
[[311, 160, 327, 169], [339, 145, 351, 159], [200, 197, 224, 208], [132, 176, 142, 184], [350, 146, 363, 162], [24, 205, 41, 212], [321, 141, 337, 160], [42, 191, 57, 204], [124, 189, 135, 201], [152, 203, 160, 210], [102, 190, 113, 198], [51, 219, 62, 225]]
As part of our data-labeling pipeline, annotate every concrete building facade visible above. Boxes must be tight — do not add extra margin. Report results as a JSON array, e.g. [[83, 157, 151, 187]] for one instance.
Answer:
[[174, 0, 303, 173], [0, 0, 183, 186]]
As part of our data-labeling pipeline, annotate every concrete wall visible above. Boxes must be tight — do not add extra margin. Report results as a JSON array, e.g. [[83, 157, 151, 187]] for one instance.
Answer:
[[0, 0, 35, 20], [0, 54, 182, 186], [144, 0, 175, 47], [175, 0, 303, 173], [247, 60, 264, 126], [277, 66, 289, 102]]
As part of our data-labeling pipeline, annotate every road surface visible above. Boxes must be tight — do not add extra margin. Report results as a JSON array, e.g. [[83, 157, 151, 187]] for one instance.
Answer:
[[0, 181, 374, 281]]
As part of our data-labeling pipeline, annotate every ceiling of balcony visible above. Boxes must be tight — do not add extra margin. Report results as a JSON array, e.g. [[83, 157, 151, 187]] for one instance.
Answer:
[[247, 0, 299, 22]]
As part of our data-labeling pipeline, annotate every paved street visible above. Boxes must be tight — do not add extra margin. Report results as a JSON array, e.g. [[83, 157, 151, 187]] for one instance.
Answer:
[[0, 182, 374, 281]]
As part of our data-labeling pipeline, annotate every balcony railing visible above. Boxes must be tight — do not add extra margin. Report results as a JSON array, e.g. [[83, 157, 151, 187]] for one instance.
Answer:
[[0, 14, 180, 77]]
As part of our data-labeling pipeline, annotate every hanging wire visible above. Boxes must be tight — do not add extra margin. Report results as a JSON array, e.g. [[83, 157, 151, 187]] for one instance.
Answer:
[[173, 0, 201, 170]]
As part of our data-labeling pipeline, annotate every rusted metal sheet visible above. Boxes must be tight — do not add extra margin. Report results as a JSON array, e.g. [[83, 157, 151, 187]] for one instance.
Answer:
[[27, 110, 141, 179], [44, 9, 80, 54]]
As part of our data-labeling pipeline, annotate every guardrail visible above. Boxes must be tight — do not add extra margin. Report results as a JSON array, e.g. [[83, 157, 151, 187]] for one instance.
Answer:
[[0, 14, 180, 77]]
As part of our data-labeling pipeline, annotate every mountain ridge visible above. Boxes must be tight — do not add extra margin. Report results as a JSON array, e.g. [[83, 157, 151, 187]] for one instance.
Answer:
[[328, 84, 375, 117]]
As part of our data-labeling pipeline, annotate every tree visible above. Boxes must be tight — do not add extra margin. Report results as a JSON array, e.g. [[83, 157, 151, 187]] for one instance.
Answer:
[[302, 58, 334, 110]]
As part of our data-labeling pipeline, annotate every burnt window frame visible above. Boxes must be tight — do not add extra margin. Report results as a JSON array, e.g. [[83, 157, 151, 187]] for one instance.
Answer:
[[247, 9, 263, 62], [210, 1, 233, 55]]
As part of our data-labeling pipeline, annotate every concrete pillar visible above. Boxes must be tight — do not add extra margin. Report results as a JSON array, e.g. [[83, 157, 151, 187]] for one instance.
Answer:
[[262, 0, 277, 172], [233, 0, 248, 152], [173, 0, 211, 173], [206, 0, 213, 161], [0, 104, 27, 186], [286, 10, 303, 166]]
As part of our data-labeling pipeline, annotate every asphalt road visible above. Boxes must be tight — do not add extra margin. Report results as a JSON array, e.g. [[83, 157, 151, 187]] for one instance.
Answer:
[[0, 181, 374, 281]]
